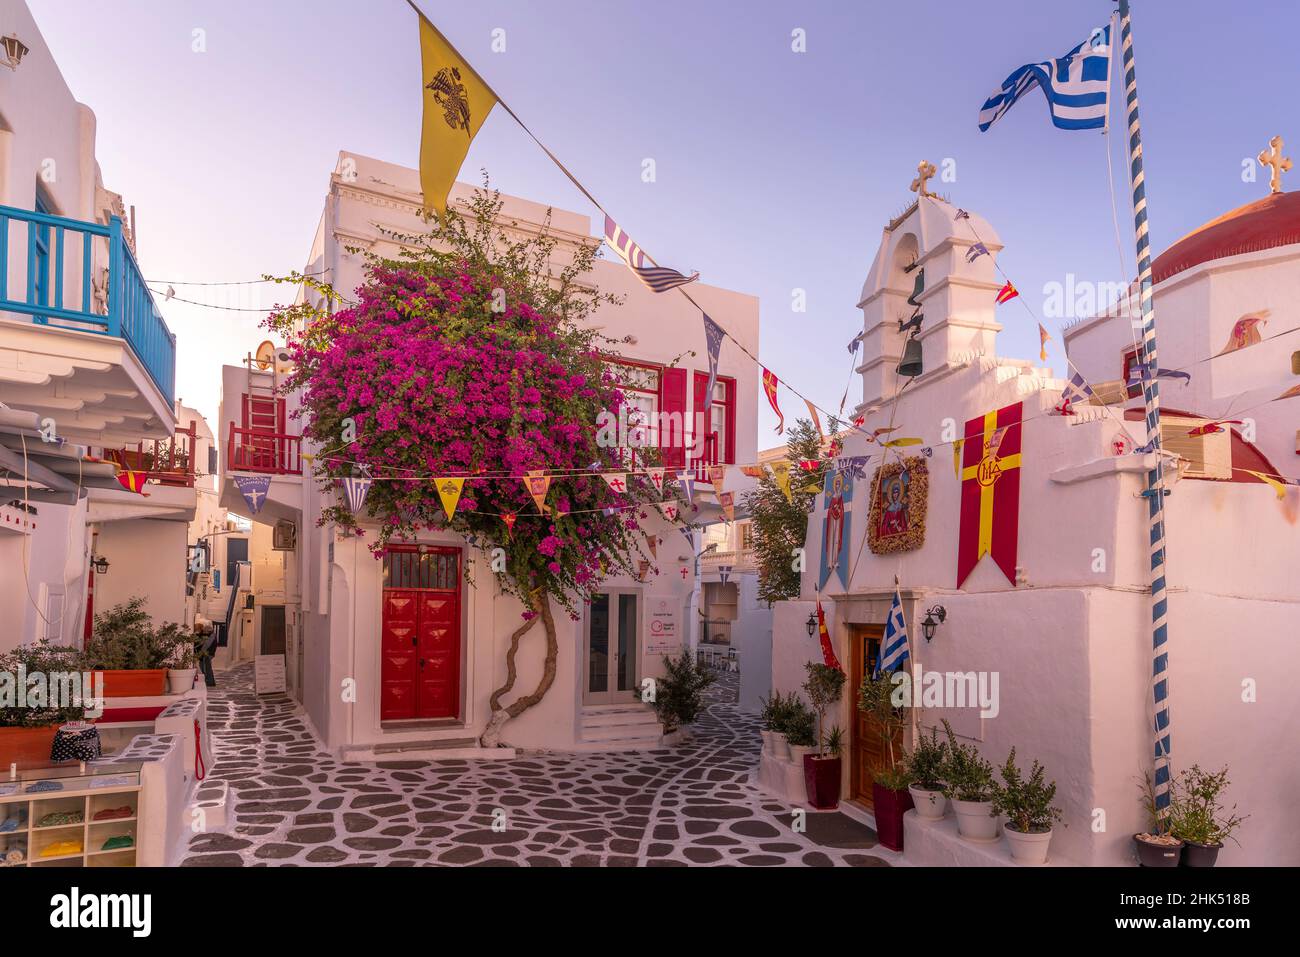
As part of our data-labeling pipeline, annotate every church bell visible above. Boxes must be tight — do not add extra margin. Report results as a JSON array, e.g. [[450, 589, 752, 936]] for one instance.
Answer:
[[898, 334, 924, 377], [907, 268, 925, 307]]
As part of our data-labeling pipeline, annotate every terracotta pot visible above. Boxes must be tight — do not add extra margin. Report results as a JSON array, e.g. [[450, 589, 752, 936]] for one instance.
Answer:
[[871, 783, 915, 852], [0, 725, 59, 765], [803, 754, 842, 810], [908, 784, 947, 821], [1133, 833, 1184, 867], [96, 669, 168, 698], [952, 797, 999, 842], [1180, 840, 1223, 868], [1004, 825, 1053, 865]]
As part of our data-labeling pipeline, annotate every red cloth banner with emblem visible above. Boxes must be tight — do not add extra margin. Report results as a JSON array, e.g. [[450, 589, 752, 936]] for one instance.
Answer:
[[956, 401, 1023, 588]]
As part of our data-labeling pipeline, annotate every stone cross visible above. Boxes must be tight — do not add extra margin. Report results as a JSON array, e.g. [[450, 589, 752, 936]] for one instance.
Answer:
[[1258, 135, 1292, 193], [910, 160, 938, 199]]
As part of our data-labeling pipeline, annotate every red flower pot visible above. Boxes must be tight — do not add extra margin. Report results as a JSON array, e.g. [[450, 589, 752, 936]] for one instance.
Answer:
[[96, 669, 168, 698], [871, 783, 915, 852], [803, 754, 842, 809]]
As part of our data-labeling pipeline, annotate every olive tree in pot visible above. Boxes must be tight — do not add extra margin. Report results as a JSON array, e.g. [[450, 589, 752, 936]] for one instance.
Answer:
[[905, 725, 949, 820], [1169, 765, 1247, 868], [801, 662, 847, 809], [759, 692, 786, 758], [857, 669, 913, 851], [1133, 770, 1183, 867], [939, 720, 998, 842], [990, 748, 1063, 865], [784, 698, 817, 766]]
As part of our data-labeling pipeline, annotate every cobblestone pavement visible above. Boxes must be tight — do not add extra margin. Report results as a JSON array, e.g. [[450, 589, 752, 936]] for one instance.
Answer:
[[180, 663, 893, 867]]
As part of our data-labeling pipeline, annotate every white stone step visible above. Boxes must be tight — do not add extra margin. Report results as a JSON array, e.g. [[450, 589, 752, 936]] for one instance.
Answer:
[[579, 706, 661, 730]]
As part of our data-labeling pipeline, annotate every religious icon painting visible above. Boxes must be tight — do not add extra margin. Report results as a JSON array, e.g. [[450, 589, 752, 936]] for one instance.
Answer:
[[817, 467, 854, 591], [867, 456, 929, 555]]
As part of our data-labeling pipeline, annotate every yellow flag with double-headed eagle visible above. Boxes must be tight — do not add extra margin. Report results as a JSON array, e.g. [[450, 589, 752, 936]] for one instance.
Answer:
[[414, 6, 497, 219]]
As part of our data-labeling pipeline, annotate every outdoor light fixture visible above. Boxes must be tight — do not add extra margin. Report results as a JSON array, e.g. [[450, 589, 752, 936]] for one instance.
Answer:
[[921, 604, 947, 642], [91, 555, 110, 576], [1, 34, 29, 71], [805, 612, 817, 637]]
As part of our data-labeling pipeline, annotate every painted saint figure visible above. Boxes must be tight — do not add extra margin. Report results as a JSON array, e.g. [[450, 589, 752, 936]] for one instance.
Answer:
[[877, 472, 910, 538], [823, 471, 846, 576]]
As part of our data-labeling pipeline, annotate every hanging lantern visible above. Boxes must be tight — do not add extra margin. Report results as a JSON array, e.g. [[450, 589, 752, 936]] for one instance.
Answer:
[[1, 34, 29, 71]]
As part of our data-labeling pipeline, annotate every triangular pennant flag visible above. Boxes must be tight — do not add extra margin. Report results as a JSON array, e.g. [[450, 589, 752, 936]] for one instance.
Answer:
[[702, 314, 725, 418], [1275, 381, 1300, 402], [339, 474, 372, 515], [502, 511, 517, 536], [717, 565, 732, 585], [235, 474, 271, 513], [740, 465, 766, 479], [675, 471, 695, 507], [115, 471, 149, 495], [995, 280, 1019, 304], [414, 7, 498, 220], [1218, 311, 1269, 356], [884, 437, 923, 447], [952, 438, 964, 480], [659, 502, 680, 522], [965, 242, 989, 263], [645, 467, 666, 494], [762, 368, 784, 434], [1039, 323, 1051, 361], [435, 477, 465, 520], [1242, 470, 1287, 500], [523, 471, 551, 513], [718, 491, 735, 522], [806, 400, 824, 440], [601, 472, 629, 495], [815, 600, 843, 671], [646, 535, 658, 560], [603, 215, 700, 293], [707, 464, 726, 488], [770, 461, 793, 504]]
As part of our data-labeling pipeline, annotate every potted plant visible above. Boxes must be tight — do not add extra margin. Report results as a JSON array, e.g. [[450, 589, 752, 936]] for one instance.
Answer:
[[990, 748, 1063, 865], [82, 598, 191, 697], [939, 720, 998, 842], [641, 650, 716, 742], [906, 725, 949, 821], [857, 669, 913, 850], [1133, 769, 1183, 867], [758, 692, 781, 757], [0, 640, 87, 765], [165, 630, 203, 695], [766, 692, 793, 760], [801, 662, 847, 809], [1169, 765, 1247, 868], [784, 698, 817, 766]]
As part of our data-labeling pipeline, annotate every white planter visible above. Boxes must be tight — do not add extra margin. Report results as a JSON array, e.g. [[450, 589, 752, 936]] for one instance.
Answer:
[[1004, 825, 1053, 865], [951, 797, 999, 842], [771, 733, 791, 761], [908, 785, 947, 821], [661, 729, 686, 747], [760, 730, 774, 756], [167, 668, 197, 694], [788, 743, 816, 765]]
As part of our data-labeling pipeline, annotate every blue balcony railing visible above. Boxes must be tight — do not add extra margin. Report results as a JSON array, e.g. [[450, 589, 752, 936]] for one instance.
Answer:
[[0, 204, 176, 405]]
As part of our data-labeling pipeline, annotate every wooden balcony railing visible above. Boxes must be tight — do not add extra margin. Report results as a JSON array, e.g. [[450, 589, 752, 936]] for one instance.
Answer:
[[228, 425, 301, 475], [100, 420, 198, 487]]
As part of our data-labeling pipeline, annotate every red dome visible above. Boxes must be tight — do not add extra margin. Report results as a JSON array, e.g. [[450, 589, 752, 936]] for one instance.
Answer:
[[1151, 190, 1300, 285]]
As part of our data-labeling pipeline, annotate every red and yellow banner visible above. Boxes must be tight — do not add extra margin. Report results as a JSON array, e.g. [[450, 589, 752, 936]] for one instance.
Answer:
[[956, 402, 1023, 588], [762, 368, 784, 434]]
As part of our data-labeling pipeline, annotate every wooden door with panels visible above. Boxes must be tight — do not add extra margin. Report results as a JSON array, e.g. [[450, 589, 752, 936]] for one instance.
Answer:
[[849, 623, 904, 808]]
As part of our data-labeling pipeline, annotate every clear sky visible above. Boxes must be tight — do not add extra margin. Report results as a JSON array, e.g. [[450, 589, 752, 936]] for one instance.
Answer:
[[27, 0, 1295, 438]]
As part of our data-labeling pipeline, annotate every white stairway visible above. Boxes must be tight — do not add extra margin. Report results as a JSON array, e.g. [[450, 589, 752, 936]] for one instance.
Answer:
[[577, 704, 664, 751]]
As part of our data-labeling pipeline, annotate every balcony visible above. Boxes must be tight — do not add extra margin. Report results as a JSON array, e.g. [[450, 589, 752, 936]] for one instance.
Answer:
[[228, 425, 301, 475], [0, 204, 176, 417], [98, 420, 199, 488]]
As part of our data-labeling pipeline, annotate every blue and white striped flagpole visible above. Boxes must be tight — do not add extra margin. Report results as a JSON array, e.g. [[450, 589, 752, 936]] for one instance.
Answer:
[[1117, 0, 1172, 823]]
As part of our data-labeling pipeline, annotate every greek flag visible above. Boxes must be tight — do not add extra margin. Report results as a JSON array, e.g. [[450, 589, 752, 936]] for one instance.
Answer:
[[603, 215, 700, 293], [978, 24, 1112, 132], [876, 588, 910, 676]]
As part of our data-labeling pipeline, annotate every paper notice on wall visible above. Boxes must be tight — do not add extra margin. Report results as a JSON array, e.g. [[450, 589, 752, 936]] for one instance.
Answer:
[[255, 654, 287, 695], [646, 598, 681, 655]]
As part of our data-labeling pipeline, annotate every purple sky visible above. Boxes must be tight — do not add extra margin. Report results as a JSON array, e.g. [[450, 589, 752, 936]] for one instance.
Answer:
[[27, 0, 1294, 438]]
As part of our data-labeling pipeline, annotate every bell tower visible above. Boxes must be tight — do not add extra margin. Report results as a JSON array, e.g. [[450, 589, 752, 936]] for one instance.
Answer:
[[854, 169, 1006, 412]]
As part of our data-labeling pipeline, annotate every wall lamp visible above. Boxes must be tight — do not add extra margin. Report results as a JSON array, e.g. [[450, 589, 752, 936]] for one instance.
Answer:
[[1, 34, 29, 71], [91, 555, 110, 576], [805, 612, 817, 638], [921, 605, 947, 642]]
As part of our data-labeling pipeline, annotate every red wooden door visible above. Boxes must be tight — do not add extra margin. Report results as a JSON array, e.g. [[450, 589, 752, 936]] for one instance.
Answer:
[[380, 547, 461, 720]]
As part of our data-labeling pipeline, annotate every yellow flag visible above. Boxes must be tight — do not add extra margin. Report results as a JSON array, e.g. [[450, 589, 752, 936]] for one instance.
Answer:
[[435, 477, 465, 520], [884, 437, 923, 447], [770, 461, 793, 504], [416, 11, 497, 219], [1243, 470, 1287, 500]]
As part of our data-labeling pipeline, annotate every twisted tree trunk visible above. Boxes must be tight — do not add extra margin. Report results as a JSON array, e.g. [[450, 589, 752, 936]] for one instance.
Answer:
[[480, 590, 560, 748]]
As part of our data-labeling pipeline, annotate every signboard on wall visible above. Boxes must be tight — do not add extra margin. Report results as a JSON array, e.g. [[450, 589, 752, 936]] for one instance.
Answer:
[[646, 598, 680, 655], [255, 654, 287, 695]]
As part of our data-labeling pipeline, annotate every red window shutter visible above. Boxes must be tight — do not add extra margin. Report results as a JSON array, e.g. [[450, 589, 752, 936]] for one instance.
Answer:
[[723, 377, 736, 464], [659, 367, 687, 469]]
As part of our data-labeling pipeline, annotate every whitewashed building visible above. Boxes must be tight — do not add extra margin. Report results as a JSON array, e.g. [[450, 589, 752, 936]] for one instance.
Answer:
[[215, 152, 759, 756], [770, 173, 1300, 866]]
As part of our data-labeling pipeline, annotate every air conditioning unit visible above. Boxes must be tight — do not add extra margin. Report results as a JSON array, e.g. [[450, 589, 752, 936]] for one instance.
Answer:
[[1160, 415, 1231, 479]]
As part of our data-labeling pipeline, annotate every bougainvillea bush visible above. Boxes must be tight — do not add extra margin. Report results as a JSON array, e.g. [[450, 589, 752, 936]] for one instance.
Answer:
[[266, 182, 672, 744]]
